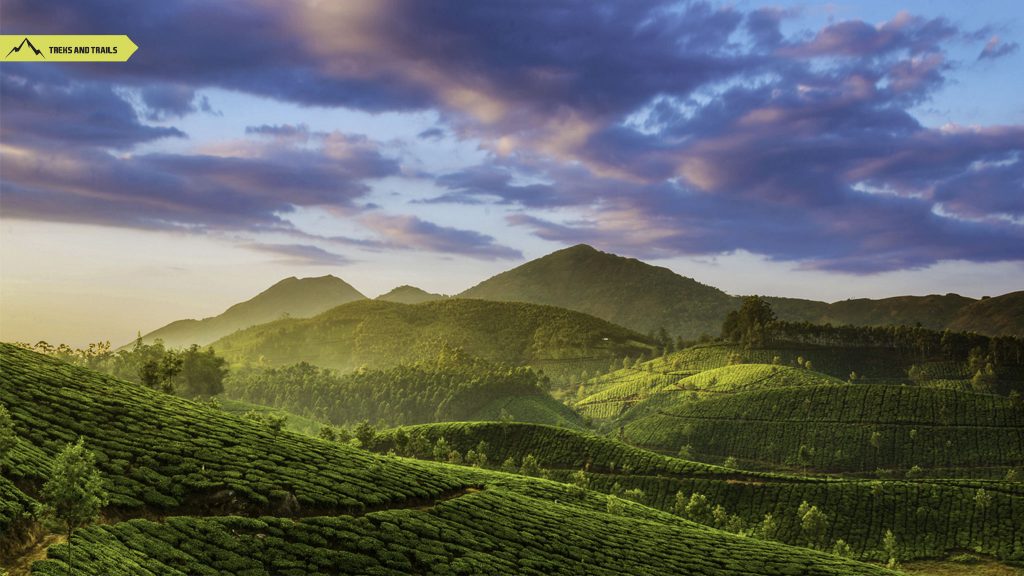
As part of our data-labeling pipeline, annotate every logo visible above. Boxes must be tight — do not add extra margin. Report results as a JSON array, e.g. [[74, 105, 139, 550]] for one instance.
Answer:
[[5, 37, 45, 59], [1, 35, 137, 62]]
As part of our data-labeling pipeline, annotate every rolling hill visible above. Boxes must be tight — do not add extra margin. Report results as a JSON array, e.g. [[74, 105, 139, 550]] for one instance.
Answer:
[[376, 285, 447, 304], [948, 291, 1024, 337], [1, 344, 914, 575], [210, 298, 656, 377], [364, 421, 1024, 563], [140, 275, 366, 348], [619, 383, 1024, 476]]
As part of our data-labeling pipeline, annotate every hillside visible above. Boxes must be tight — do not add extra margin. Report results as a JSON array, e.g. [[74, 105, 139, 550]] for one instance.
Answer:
[[376, 285, 447, 304], [364, 421, 1024, 563], [620, 383, 1024, 475], [210, 298, 656, 377], [460, 244, 736, 339], [0, 344, 911, 575], [222, 353, 587, 429], [576, 363, 843, 420], [948, 291, 1024, 337], [459, 244, 1023, 337], [140, 275, 366, 348]]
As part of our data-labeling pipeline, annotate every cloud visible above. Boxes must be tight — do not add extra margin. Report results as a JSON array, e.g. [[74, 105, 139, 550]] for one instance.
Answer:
[[362, 214, 522, 260], [139, 83, 214, 120], [244, 243, 351, 266], [978, 36, 1019, 60], [2, 0, 1022, 272], [0, 65, 185, 149]]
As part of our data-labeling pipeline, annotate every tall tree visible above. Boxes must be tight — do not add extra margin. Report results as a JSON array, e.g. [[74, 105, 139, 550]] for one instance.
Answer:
[[41, 438, 109, 576]]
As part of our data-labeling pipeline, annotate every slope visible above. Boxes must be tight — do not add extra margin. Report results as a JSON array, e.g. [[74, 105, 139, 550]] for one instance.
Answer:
[[460, 244, 736, 339], [376, 285, 447, 304], [140, 275, 367, 348], [222, 353, 587, 430], [620, 383, 1024, 475], [948, 291, 1024, 337], [364, 421, 1024, 563], [0, 344, 906, 576], [211, 298, 656, 376]]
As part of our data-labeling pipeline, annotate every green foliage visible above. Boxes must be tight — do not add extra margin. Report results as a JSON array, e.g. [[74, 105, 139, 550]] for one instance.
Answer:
[[223, 351, 578, 429], [882, 529, 899, 568], [722, 296, 777, 346], [800, 503, 828, 549], [212, 298, 656, 376], [0, 404, 16, 471], [620, 383, 1024, 474]]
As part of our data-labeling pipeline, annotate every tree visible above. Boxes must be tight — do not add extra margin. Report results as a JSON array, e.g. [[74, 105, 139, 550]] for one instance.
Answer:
[[722, 296, 776, 346], [501, 457, 518, 473], [519, 454, 541, 477], [832, 539, 852, 558], [41, 439, 109, 576], [569, 469, 590, 500], [975, 488, 993, 509], [757, 513, 779, 541], [684, 492, 713, 524], [623, 488, 645, 504], [354, 420, 376, 447], [432, 437, 451, 461], [0, 404, 16, 472], [606, 495, 625, 515], [882, 530, 899, 568], [176, 345, 228, 398], [800, 503, 828, 549]]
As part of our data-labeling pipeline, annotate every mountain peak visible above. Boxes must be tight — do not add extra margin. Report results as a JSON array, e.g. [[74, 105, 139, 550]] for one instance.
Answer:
[[460, 245, 734, 338], [377, 285, 447, 305], [141, 275, 367, 348]]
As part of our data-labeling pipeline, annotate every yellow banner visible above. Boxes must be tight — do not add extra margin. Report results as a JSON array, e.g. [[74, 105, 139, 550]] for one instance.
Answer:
[[1, 35, 137, 62]]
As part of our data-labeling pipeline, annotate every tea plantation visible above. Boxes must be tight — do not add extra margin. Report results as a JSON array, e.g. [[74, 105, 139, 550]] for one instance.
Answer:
[[620, 383, 1024, 475], [1, 344, 915, 575]]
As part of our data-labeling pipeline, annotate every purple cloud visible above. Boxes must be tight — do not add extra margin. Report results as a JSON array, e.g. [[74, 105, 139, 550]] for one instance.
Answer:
[[2, 0, 1021, 273], [362, 215, 522, 260], [978, 36, 1020, 60], [244, 243, 351, 266]]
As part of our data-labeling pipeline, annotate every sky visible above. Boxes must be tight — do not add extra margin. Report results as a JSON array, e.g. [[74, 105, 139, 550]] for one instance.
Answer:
[[1, 0, 1023, 347]]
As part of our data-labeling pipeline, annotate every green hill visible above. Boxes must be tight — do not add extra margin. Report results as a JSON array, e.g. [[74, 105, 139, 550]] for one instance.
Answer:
[[376, 285, 447, 304], [460, 244, 736, 339], [210, 298, 656, 378], [1, 344, 911, 575], [577, 363, 843, 420], [365, 421, 1024, 563], [949, 291, 1024, 337], [222, 353, 586, 430], [620, 383, 1024, 476], [140, 275, 367, 348]]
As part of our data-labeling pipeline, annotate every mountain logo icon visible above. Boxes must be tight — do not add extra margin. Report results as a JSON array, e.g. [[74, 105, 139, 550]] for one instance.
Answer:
[[5, 37, 45, 59]]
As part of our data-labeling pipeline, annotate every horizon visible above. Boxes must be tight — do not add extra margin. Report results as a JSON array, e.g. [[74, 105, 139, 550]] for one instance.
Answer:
[[2, 0, 1023, 346]]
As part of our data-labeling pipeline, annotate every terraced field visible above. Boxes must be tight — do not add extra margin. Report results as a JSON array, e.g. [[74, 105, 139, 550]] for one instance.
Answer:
[[620, 383, 1024, 475], [368, 421, 1024, 562], [576, 363, 842, 420], [2, 344, 913, 575]]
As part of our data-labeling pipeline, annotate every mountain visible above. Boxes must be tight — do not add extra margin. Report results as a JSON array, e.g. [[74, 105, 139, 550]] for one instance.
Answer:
[[211, 298, 656, 376], [140, 275, 366, 348], [948, 291, 1024, 336], [460, 244, 736, 339], [376, 285, 447, 304], [460, 244, 1023, 337]]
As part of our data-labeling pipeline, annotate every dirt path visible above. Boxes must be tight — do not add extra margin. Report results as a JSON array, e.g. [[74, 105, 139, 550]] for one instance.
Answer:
[[5, 533, 65, 576]]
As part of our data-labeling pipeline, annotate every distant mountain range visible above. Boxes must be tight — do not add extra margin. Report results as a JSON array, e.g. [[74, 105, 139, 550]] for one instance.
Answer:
[[141, 245, 1023, 348], [462, 244, 1023, 338], [140, 275, 366, 348]]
